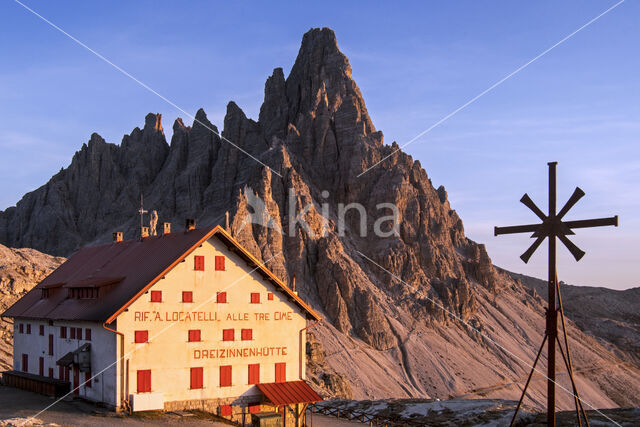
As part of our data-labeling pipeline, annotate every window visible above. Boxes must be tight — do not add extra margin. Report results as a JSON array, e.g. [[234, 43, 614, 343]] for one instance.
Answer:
[[19, 324, 23, 334], [241, 329, 253, 341], [194, 255, 205, 271], [134, 331, 149, 343], [215, 256, 225, 271], [249, 403, 261, 414], [220, 405, 232, 417], [151, 290, 162, 302], [216, 292, 227, 303], [48, 334, 53, 356], [248, 364, 260, 385], [182, 291, 193, 303], [21, 354, 28, 372], [39, 325, 44, 336], [275, 363, 286, 383], [137, 370, 151, 393], [250, 292, 260, 304], [26, 324, 31, 334], [85, 370, 92, 388], [70, 328, 76, 339], [39, 357, 44, 376], [188, 329, 201, 342], [85, 328, 91, 341], [220, 365, 232, 387], [60, 326, 67, 339], [70, 287, 98, 299], [267, 292, 274, 301], [190, 367, 203, 389], [222, 329, 234, 341], [76, 328, 82, 340]]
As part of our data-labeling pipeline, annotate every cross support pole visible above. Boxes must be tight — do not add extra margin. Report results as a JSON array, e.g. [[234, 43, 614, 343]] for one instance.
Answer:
[[495, 161, 618, 427], [547, 161, 557, 427]]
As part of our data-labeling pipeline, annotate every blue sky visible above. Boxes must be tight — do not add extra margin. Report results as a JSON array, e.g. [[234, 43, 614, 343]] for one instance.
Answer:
[[0, 1, 638, 289]]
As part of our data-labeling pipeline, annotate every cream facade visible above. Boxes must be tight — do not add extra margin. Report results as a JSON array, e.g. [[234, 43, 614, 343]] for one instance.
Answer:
[[115, 237, 309, 412]]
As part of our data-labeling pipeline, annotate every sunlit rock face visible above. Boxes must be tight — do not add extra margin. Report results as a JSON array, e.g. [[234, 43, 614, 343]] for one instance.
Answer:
[[2, 28, 640, 406]]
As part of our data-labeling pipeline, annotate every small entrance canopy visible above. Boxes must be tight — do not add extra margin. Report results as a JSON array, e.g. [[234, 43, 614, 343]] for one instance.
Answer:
[[256, 380, 322, 406], [56, 343, 91, 372]]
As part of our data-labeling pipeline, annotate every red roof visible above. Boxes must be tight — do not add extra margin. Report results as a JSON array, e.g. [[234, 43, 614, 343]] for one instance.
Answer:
[[3, 225, 320, 322], [256, 381, 322, 406]]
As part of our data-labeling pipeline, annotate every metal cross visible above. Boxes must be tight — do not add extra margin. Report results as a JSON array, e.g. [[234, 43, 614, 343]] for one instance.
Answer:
[[495, 162, 618, 427]]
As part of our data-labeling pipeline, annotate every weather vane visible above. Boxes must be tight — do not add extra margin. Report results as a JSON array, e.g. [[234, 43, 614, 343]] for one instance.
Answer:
[[138, 194, 148, 238], [495, 161, 618, 427]]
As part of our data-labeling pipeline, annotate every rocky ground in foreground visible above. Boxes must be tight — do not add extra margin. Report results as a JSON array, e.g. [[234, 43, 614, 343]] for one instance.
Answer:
[[313, 398, 640, 426]]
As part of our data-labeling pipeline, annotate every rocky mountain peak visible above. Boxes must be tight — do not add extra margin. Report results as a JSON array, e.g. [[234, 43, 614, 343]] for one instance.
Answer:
[[144, 112, 163, 133], [285, 27, 374, 137]]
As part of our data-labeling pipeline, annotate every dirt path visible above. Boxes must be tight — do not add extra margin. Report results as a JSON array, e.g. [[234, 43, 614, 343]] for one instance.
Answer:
[[0, 386, 231, 426]]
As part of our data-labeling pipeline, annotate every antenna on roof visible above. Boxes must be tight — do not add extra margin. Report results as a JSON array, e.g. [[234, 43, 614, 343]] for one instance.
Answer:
[[138, 194, 148, 239]]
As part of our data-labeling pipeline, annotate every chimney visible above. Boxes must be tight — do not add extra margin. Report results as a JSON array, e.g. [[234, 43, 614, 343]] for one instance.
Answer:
[[185, 218, 196, 231], [113, 232, 123, 243], [163, 222, 171, 235], [141, 227, 149, 238], [291, 275, 298, 295]]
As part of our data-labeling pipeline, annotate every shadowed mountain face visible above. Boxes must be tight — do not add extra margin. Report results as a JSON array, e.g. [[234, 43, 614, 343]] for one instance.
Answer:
[[1, 28, 639, 407]]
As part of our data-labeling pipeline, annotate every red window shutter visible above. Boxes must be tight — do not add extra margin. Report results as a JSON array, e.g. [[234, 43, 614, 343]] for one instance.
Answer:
[[85, 370, 92, 388], [77, 328, 82, 340], [215, 256, 225, 271], [26, 324, 31, 334], [19, 324, 23, 334], [267, 292, 274, 301], [249, 403, 261, 414], [275, 363, 286, 383], [182, 291, 193, 303], [70, 328, 76, 339], [48, 334, 53, 356], [137, 370, 151, 393], [39, 325, 44, 336], [85, 328, 91, 341], [22, 354, 28, 372], [150, 290, 162, 302], [134, 330, 149, 343], [188, 329, 201, 342], [220, 404, 232, 416], [190, 367, 203, 389], [216, 292, 227, 303], [250, 293, 260, 304], [48, 368, 53, 379], [194, 255, 205, 271], [60, 327, 67, 339], [39, 357, 44, 376], [222, 329, 234, 341], [220, 365, 232, 387], [248, 364, 260, 385], [241, 329, 253, 341]]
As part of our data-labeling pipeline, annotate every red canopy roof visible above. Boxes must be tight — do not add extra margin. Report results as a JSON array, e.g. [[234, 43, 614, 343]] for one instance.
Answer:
[[3, 225, 320, 323], [256, 381, 322, 406]]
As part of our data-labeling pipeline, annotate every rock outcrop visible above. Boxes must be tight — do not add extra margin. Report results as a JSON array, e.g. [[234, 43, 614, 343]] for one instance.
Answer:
[[0, 244, 64, 370], [1, 28, 639, 409]]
